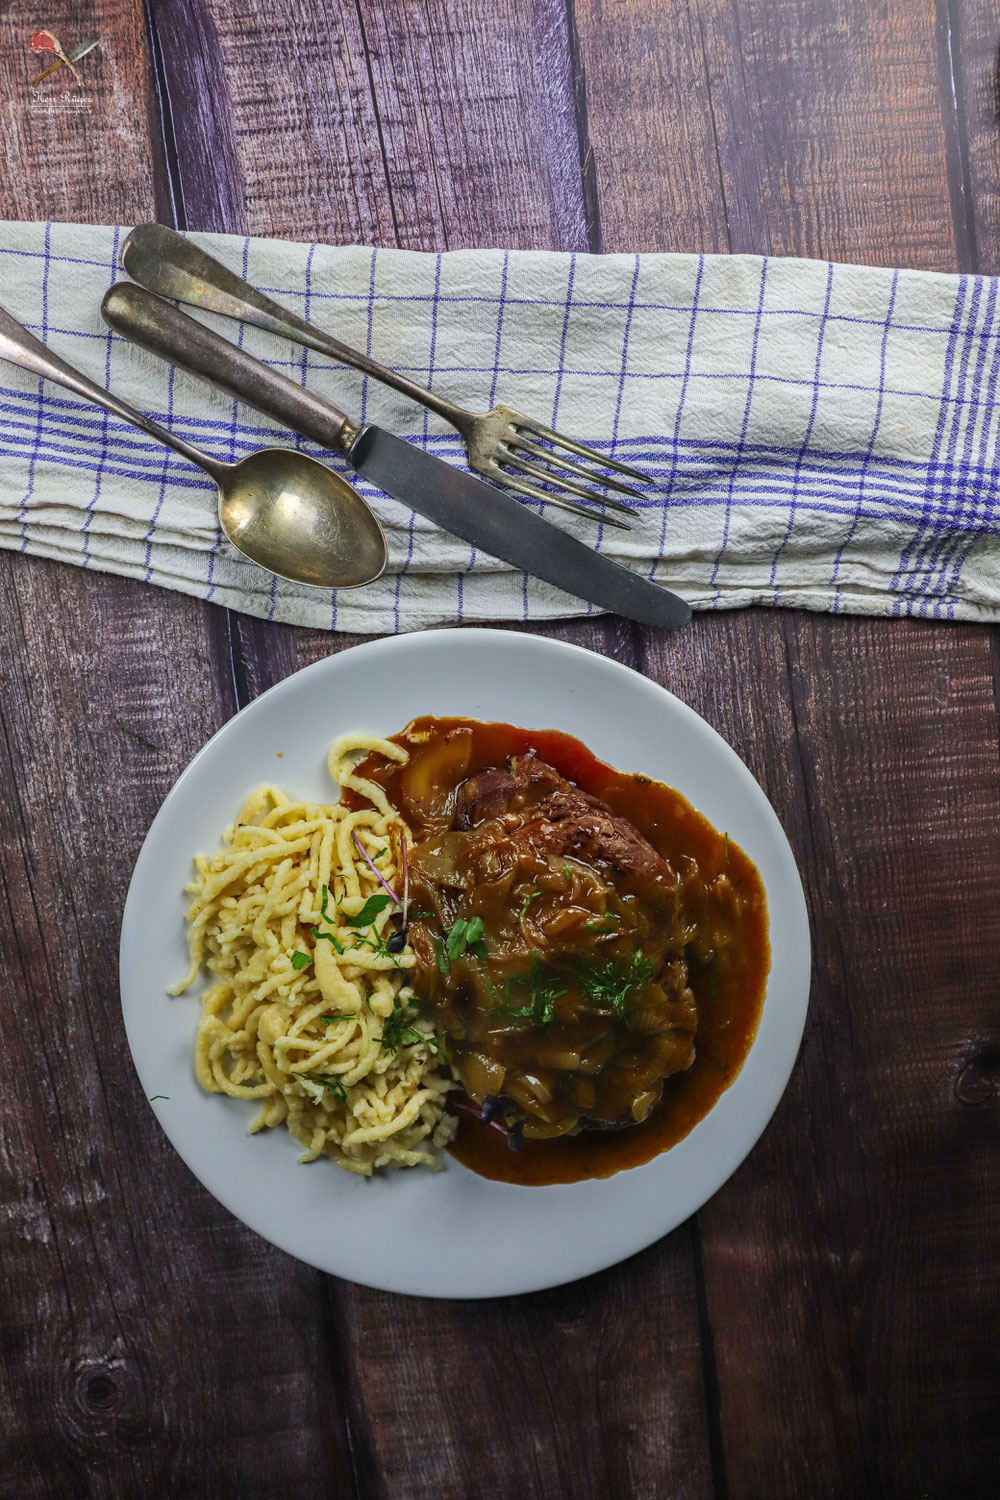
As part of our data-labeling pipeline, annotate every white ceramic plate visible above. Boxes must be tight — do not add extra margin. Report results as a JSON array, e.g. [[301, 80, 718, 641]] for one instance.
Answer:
[[120, 628, 810, 1298]]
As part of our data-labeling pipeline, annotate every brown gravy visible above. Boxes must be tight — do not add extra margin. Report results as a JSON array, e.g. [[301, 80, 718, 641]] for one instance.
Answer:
[[354, 718, 770, 1185]]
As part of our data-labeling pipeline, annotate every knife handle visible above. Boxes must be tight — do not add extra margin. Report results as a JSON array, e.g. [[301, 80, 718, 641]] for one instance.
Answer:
[[100, 283, 358, 452]]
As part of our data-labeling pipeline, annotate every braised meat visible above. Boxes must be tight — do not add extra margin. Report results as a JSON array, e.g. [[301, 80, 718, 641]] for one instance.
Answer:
[[367, 734, 699, 1140], [352, 717, 770, 1184], [459, 751, 671, 889]]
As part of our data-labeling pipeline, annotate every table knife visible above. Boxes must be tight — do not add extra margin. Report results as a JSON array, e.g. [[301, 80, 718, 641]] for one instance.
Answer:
[[101, 283, 690, 630]]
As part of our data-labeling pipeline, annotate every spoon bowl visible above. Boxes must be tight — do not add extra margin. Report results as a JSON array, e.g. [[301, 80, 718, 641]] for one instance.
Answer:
[[218, 447, 387, 589], [0, 296, 388, 595]]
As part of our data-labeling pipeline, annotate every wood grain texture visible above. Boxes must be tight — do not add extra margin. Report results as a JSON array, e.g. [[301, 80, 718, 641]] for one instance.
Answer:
[[0, 5, 351, 1496], [0, 0, 155, 222], [144, 0, 248, 233], [2, 0, 999, 1495], [188, 0, 587, 252], [953, 0, 1000, 276], [578, 0, 959, 268], [576, 1, 1000, 1494]]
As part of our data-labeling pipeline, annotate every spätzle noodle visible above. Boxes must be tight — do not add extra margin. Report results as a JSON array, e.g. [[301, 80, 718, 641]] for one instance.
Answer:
[[173, 733, 456, 1176]]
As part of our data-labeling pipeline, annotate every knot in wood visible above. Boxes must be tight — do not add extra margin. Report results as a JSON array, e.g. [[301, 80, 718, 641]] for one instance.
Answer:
[[954, 1043, 1000, 1106]]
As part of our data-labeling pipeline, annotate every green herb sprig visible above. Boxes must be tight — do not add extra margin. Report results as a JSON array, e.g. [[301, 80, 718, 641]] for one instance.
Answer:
[[578, 951, 655, 1021], [379, 995, 446, 1058], [113, 715, 163, 753], [292, 1070, 348, 1102], [445, 915, 487, 961], [310, 884, 344, 953], [500, 952, 568, 1028], [344, 893, 393, 928]]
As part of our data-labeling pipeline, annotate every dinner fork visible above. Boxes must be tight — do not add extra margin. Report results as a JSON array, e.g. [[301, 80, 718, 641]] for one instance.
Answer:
[[121, 224, 649, 531]]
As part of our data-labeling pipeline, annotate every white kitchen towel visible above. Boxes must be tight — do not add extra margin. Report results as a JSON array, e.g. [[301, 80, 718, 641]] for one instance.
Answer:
[[1, 219, 998, 631]]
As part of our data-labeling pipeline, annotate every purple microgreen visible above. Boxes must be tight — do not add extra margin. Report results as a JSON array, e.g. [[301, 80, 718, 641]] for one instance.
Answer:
[[352, 830, 399, 905]]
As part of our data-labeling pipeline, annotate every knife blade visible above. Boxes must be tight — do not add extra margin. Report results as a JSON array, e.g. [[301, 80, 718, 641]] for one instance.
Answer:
[[346, 426, 690, 628], [100, 282, 690, 629]]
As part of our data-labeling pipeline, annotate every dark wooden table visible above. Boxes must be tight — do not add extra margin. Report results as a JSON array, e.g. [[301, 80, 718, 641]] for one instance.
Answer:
[[1, 3, 998, 1496]]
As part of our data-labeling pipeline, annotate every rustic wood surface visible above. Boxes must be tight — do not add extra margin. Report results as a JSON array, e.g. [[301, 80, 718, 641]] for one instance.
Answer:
[[0, 1, 998, 1495]]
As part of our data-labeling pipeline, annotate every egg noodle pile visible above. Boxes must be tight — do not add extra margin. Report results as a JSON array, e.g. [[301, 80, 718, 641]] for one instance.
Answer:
[[172, 734, 456, 1176]]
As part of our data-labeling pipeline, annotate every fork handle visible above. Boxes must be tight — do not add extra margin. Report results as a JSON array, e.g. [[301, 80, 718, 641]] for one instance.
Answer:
[[121, 223, 473, 432]]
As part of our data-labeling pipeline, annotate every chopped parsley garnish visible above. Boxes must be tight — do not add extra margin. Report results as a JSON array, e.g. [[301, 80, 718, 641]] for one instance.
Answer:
[[113, 715, 163, 753], [321, 1012, 355, 1024], [380, 994, 441, 1054], [409, 909, 434, 921], [445, 915, 487, 961], [292, 1070, 347, 1102], [290, 950, 312, 970], [561, 863, 573, 880], [310, 885, 345, 952], [578, 951, 655, 1021], [500, 952, 568, 1028], [344, 892, 393, 928], [435, 938, 449, 974], [518, 891, 541, 920], [313, 929, 344, 954], [310, 886, 399, 963], [149, 1094, 169, 1102]]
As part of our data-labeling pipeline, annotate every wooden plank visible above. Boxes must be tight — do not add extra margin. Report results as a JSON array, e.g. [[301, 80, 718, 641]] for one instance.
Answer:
[[150, 4, 719, 1498], [0, 4, 354, 1495], [187, 0, 588, 251], [329, 1223, 712, 1500], [576, 0, 1000, 1492], [144, 0, 248, 233], [0, 0, 156, 223]]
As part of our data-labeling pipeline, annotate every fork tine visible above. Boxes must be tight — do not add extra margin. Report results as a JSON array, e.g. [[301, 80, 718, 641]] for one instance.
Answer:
[[513, 420, 653, 485], [505, 434, 646, 499], [491, 469, 632, 530], [497, 450, 636, 518]]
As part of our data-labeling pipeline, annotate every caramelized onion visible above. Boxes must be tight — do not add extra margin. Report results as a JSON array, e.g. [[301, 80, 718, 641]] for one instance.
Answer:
[[409, 832, 470, 888], [400, 729, 473, 818], [457, 1050, 506, 1101], [531, 1045, 582, 1071]]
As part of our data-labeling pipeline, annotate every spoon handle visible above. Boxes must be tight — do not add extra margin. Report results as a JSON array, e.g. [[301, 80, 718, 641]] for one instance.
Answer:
[[0, 301, 223, 477], [121, 222, 471, 428], [101, 282, 358, 450]]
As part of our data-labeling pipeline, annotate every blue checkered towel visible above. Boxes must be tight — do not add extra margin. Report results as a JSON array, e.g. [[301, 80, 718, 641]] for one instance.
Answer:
[[1, 220, 998, 631]]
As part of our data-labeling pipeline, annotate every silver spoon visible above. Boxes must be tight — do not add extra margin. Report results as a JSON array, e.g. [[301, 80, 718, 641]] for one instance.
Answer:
[[0, 303, 387, 590]]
